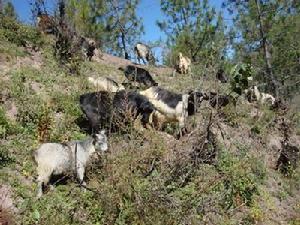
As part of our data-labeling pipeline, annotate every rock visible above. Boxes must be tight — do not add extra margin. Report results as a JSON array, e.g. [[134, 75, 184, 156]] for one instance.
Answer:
[[5, 102, 17, 121]]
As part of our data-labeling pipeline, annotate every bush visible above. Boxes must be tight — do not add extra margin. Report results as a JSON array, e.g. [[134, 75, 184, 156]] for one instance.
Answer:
[[0, 16, 43, 48], [0, 147, 15, 169], [53, 27, 83, 75], [229, 63, 253, 96], [216, 148, 266, 209]]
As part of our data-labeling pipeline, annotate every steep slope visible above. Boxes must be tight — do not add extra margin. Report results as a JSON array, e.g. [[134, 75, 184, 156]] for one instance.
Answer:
[[0, 36, 299, 225]]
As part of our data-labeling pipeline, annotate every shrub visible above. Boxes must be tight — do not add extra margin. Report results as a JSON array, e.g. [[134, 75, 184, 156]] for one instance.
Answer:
[[0, 146, 15, 169], [229, 63, 253, 96], [216, 149, 266, 209], [0, 15, 43, 49]]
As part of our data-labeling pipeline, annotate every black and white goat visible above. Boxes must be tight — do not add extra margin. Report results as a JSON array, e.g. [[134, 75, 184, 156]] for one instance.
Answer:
[[139, 87, 206, 134]]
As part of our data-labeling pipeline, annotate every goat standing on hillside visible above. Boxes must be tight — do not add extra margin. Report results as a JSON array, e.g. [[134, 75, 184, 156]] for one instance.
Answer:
[[36, 12, 56, 34], [175, 52, 191, 75], [119, 65, 158, 88], [88, 77, 125, 92], [134, 43, 155, 65], [139, 87, 206, 136], [245, 85, 276, 106], [34, 131, 108, 198]]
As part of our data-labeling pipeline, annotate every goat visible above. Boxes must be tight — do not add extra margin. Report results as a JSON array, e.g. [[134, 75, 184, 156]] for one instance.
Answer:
[[216, 69, 228, 83], [79, 91, 156, 132], [36, 13, 56, 34], [80, 37, 96, 61], [34, 131, 108, 198], [207, 92, 230, 108], [245, 86, 276, 106], [139, 87, 205, 135], [88, 77, 125, 93], [119, 65, 158, 88], [134, 43, 155, 65], [176, 52, 191, 74]]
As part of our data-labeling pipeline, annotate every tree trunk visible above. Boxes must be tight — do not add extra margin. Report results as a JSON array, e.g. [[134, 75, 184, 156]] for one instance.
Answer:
[[255, 0, 278, 97], [121, 32, 129, 59], [0, 0, 3, 14]]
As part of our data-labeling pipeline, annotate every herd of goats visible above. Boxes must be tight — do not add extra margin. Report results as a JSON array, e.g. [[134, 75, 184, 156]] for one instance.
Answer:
[[33, 12, 279, 198]]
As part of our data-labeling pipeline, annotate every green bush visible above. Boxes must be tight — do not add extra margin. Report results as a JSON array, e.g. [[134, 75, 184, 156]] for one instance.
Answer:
[[229, 63, 253, 96], [0, 16, 43, 48], [0, 146, 15, 169], [217, 149, 266, 209]]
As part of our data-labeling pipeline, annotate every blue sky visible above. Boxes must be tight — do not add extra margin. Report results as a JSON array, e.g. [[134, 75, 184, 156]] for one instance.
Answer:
[[11, 0, 228, 41], [11, 0, 230, 61]]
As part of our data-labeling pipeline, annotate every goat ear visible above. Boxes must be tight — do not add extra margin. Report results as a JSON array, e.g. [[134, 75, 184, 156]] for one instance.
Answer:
[[100, 130, 106, 135]]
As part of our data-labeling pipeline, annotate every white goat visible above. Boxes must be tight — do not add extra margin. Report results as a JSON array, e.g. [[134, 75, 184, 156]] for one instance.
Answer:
[[34, 130, 108, 198], [88, 77, 125, 93], [176, 52, 191, 74], [245, 85, 276, 106], [134, 43, 155, 65]]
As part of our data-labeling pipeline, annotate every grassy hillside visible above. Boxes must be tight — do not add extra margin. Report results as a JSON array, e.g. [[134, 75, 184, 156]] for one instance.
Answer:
[[0, 24, 300, 225]]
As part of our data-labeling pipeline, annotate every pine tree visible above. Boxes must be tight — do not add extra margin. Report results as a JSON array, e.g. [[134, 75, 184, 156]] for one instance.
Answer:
[[158, 0, 225, 64], [66, 0, 106, 39], [2, 0, 16, 19], [104, 0, 144, 59], [223, 0, 300, 97], [65, 0, 143, 59]]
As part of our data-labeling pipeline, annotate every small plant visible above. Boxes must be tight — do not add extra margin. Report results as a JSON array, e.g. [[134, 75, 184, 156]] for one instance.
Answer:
[[0, 107, 10, 139], [37, 105, 53, 143], [0, 147, 15, 169], [229, 63, 253, 96]]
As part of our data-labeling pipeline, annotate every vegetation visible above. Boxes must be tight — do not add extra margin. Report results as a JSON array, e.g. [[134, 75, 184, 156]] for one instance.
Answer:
[[223, 0, 300, 97], [65, 0, 143, 59], [0, 0, 299, 224], [158, 0, 226, 66]]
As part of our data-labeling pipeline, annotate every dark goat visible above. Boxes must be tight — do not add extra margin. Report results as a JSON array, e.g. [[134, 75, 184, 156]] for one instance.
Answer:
[[79, 91, 155, 132], [119, 65, 158, 88], [79, 91, 112, 132], [187, 91, 209, 115], [37, 13, 56, 34], [208, 92, 230, 108], [80, 37, 96, 61], [216, 69, 228, 83]]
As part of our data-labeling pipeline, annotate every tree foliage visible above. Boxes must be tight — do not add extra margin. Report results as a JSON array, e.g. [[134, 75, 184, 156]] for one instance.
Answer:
[[66, 0, 106, 39], [104, 0, 144, 59], [3, 1, 16, 19], [223, 0, 300, 98], [65, 0, 143, 59], [158, 0, 226, 65]]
